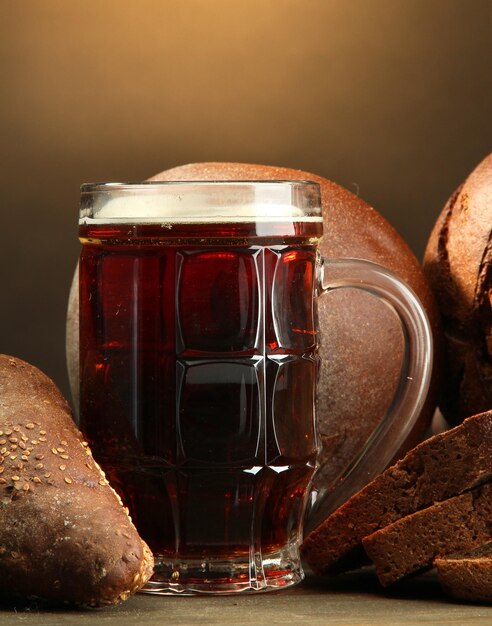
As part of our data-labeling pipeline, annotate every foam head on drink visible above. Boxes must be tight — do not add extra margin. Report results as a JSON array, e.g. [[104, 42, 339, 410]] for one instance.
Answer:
[[79, 182, 323, 241]]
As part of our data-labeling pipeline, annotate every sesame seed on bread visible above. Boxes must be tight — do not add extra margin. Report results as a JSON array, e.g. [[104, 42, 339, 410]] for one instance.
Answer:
[[0, 354, 153, 606]]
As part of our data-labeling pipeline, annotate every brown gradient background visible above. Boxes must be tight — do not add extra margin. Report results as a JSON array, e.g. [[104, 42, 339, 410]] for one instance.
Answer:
[[0, 0, 491, 400]]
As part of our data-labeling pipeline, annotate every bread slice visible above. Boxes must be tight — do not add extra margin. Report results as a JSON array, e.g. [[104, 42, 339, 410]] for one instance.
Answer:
[[0, 355, 154, 606], [301, 411, 492, 574], [435, 541, 492, 603], [362, 483, 492, 586]]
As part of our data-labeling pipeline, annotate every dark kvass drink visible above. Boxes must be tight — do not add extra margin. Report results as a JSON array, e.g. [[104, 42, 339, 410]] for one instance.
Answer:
[[78, 181, 323, 593]]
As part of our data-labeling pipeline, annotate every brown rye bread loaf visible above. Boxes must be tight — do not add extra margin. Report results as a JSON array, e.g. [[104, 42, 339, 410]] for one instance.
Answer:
[[0, 355, 153, 606], [362, 482, 492, 587], [424, 152, 492, 425], [435, 541, 492, 603], [301, 410, 492, 574], [146, 162, 441, 512]]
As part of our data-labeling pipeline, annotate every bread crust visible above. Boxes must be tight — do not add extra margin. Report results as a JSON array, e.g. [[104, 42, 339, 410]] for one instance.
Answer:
[[424, 152, 492, 424], [0, 355, 153, 606]]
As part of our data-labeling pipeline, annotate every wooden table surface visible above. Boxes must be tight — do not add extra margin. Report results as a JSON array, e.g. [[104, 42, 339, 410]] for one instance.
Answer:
[[1, 570, 491, 625]]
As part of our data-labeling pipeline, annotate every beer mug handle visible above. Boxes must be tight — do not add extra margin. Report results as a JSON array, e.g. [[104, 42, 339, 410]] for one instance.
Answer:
[[310, 256, 433, 522]]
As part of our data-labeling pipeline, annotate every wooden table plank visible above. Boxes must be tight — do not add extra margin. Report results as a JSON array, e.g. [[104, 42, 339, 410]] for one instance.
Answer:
[[1, 570, 491, 625]]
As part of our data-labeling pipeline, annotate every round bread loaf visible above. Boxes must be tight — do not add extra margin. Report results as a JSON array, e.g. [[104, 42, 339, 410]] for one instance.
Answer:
[[424, 153, 492, 424], [146, 163, 441, 509], [67, 164, 440, 523]]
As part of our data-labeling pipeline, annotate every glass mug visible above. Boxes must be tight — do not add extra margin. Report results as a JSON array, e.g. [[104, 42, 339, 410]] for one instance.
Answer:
[[77, 181, 432, 595]]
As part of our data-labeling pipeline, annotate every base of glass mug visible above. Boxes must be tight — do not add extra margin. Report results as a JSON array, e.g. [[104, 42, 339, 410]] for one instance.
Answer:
[[140, 545, 304, 595]]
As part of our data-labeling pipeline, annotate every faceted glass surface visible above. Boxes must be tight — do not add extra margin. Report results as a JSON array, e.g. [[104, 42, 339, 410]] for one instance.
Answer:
[[177, 250, 260, 354], [79, 226, 320, 594]]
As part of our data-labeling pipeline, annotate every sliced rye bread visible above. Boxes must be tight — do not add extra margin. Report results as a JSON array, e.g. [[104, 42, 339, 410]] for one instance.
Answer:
[[435, 541, 492, 603], [362, 482, 492, 587], [301, 410, 492, 574]]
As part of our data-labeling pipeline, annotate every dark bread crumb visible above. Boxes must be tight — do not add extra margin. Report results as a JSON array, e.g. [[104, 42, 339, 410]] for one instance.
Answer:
[[362, 483, 492, 587], [435, 541, 492, 603]]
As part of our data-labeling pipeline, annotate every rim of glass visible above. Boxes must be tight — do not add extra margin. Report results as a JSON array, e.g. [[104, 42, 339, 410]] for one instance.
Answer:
[[80, 179, 320, 192], [79, 179, 322, 223]]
